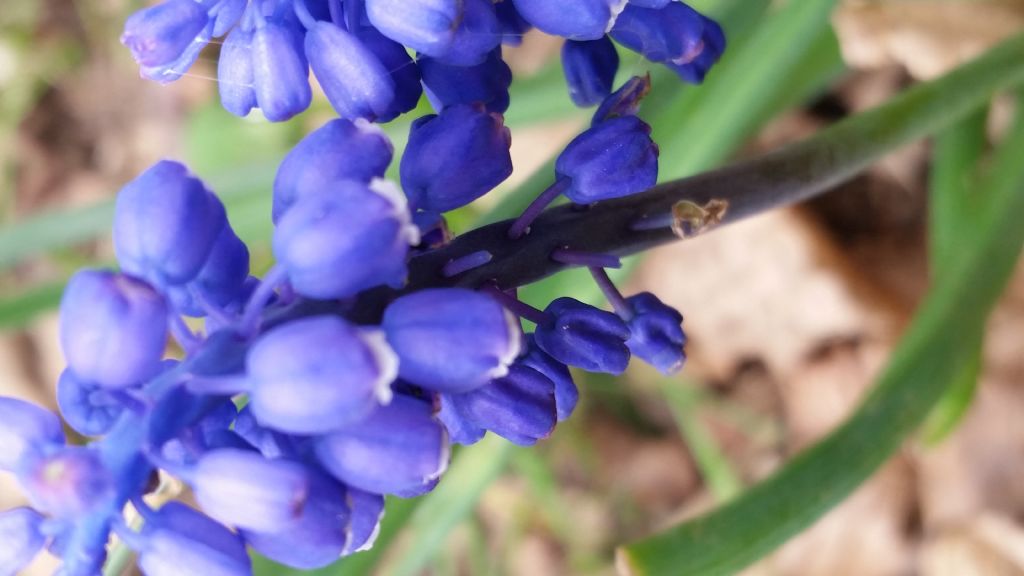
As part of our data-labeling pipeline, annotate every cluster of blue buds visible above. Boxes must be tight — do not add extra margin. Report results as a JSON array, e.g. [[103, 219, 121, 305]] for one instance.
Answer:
[[0, 1, 722, 575]]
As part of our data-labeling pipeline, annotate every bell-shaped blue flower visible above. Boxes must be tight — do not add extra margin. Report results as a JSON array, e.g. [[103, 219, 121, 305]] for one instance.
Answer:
[[243, 468, 349, 569], [56, 370, 127, 437], [113, 160, 227, 286], [440, 0, 501, 66], [400, 104, 513, 212], [520, 336, 578, 421], [555, 115, 658, 203], [419, 48, 512, 114], [439, 364, 557, 446], [365, 0, 461, 58], [511, 0, 625, 40], [18, 447, 114, 518], [535, 297, 631, 374], [168, 223, 250, 317], [251, 16, 312, 122], [217, 26, 257, 117], [345, 489, 385, 554], [0, 507, 47, 576], [624, 292, 686, 374], [133, 502, 251, 576], [436, 394, 485, 445], [272, 118, 393, 223], [356, 26, 424, 122], [273, 179, 419, 299], [186, 448, 309, 533], [121, 0, 209, 68], [381, 288, 521, 393], [306, 21, 396, 121], [495, 0, 531, 45], [315, 396, 448, 496], [562, 37, 620, 107], [0, 397, 64, 472], [611, 3, 704, 65], [211, 0, 246, 37], [245, 316, 398, 434], [666, 15, 726, 84], [59, 270, 168, 389]]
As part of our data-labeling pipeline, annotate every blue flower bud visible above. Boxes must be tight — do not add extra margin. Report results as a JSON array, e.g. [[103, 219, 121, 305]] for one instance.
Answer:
[[217, 26, 257, 117], [419, 48, 512, 114], [0, 397, 63, 472], [436, 394, 485, 445], [121, 0, 209, 68], [135, 502, 251, 576], [233, 406, 303, 460], [555, 115, 658, 203], [627, 0, 671, 6], [0, 508, 47, 576], [611, 3, 704, 65], [139, 22, 213, 84], [344, 489, 385, 554], [305, 21, 396, 121], [188, 448, 309, 533], [252, 17, 312, 122], [113, 160, 227, 286], [168, 223, 250, 317], [666, 15, 725, 84], [441, 364, 557, 446], [439, 0, 501, 66], [520, 336, 578, 421], [18, 447, 114, 518], [365, 0, 461, 58], [246, 316, 398, 434], [381, 288, 521, 393], [511, 0, 625, 40], [315, 396, 448, 496], [59, 270, 168, 389], [535, 297, 631, 374], [272, 118, 393, 223], [56, 370, 127, 437], [592, 74, 650, 123], [400, 104, 513, 212], [243, 468, 349, 569], [562, 37, 620, 107], [495, 0, 531, 45], [355, 26, 424, 122], [624, 292, 686, 374], [273, 179, 419, 299], [211, 0, 247, 37]]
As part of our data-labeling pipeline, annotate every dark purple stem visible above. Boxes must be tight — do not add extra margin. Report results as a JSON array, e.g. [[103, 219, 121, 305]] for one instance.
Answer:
[[507, 177, 571, 240], [481, 285, 549, 325], [442, 250, 493, 278], [551, 248, 621, 269], [589, 267, 633, 320]]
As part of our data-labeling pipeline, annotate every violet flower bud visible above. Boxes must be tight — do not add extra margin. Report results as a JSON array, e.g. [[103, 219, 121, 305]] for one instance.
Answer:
[[344, 489, 385, 554], [18, 447, 114, 518], [273, 179, 419, 299], [0, 508, 47, 576], [245, 316, 398, 434], [355, 26, 424, 122], [187, 448, 309, 533], [168, 223, 250, 317], [211, 0, 247, 37], [611, 3, 704, 65], [381, 288, 521, 393], [121, 0, 209, 68], [562, 37, 620, 107], [217, 26, 257, 118], [624, 292, 687, 374], [59, 270, 168, 389], [556, 115, 658, 203], [135, 502, 251, 576], [316, 396, 448, 497], [511, 0, 626, 40], [56, 370, 127, 437], [113, 160, 227, 286], [419, 48, 512, 114], [535, 297, 631, 374], [592, 74, 651, 123], [628, 0, 672, 6], [0, 397, 64, 471], [272, 118, 393, 223], [400, 104, 513, 212], [520, 336, 578, 421], [667, 15, 726, 84], [251, 17, 312, 122], [305, 21, 396, 121], [365, 0, 462, 58], [439, 0, 501, 66]]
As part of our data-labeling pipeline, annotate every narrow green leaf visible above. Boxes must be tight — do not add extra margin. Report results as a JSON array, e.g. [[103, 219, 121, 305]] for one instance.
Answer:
[[662, 382, 742, 502], [0, 280, 66, 329], [617, 39, 1024, 575]]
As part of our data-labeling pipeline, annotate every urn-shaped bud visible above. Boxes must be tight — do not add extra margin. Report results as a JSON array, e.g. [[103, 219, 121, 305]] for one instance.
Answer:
[[56, 370, 127, 437], [0, 397, 64, 471], [217, 26, 257, 118], [381, 288, 521, 393], [627, 0, 672, 6], [534, 297, 631, 374], [272, 118, 393, 223], [562, 37, 620, 107], [315, 396, 448, 496], [251, 18, 312, 122], [18, 447, 114, 518], [624, 292, 687, 374], [611, 3, 704, 64], [59, 270, 168, 389], [306, 21, 396, 121], [511, 0, 624, 40], [0, 508, 47, 576], [121, 0, 209, 68], [246, 316, 398, 434], [400, 104, 513, 212], [169, 223, 250, 317], [356, 26, 424, 122], [365, 0, 462, 58], [556, 115, 658, 203], [520, 336, 578, 421], [134, 502, 251, 576], [440, 0, 501, 66], [667, 15, 726, 84], [113, 160, 227, 286], [211, 0, 247, 37], [188, 449, 310, 533], [419, 49, 512, 114], [345, 489, 385, 554], [273, 179, 418, 299]]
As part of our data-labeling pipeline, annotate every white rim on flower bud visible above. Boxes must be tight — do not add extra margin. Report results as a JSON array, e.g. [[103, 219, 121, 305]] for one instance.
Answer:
[[367, 178, 420, 247], [358, 328, 398, 405], [342, 493, 386, 555], [487, 308, 523, 380], [353, 118, 394, 156], [606, 0, 630, 34]]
